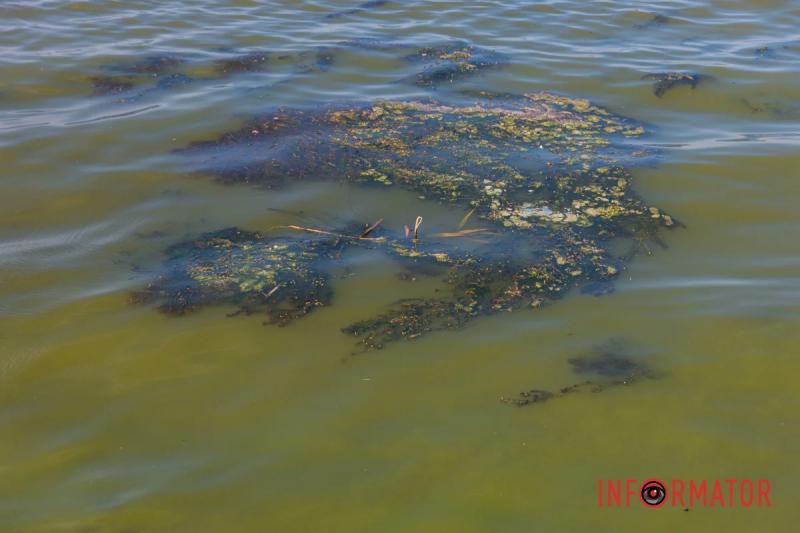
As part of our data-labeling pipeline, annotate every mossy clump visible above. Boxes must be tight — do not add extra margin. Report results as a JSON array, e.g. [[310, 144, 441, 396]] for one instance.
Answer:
[[144, 92, 674, 348], [404, 42, 508, 87], [130, 227, 350, 326]]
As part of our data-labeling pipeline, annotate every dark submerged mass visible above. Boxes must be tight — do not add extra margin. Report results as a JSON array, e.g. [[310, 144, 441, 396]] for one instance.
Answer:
[[404, 42, 508, 87], [324, 0, 389, 20], [87, 40, 504, 99], [138, 93, 674, 349], [87, 50, 276, 99], [130, 228, 343, 325], [501, 339, 657, 406], [90, 75, 135, 96], [634, 13, 673, 29], [213, 51, 270, 74], [90, 54, 187, 97], [109, 54, 186, 75], [642, 72, 703, 98]]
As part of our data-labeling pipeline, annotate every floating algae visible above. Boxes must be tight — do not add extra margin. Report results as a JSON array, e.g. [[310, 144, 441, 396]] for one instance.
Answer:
[[131, 227, 347, 326], [501, 339, 658, 406], [642, 72, 704, 98], [138, 92, 674, 349], [90, 54, 187, 97], [404, 42, 508, 87], [88, 40, 505, 100], [88, 48, 333, 100], [324, 0, 389, 20]]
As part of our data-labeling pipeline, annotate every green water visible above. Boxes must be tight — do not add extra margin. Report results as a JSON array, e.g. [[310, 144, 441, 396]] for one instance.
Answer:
[[1, 1, 799, 531]]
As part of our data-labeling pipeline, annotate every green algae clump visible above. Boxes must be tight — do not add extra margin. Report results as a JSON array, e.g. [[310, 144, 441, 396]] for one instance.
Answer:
[[140, 92, 675, 349], [403, 42, 508, 87], [130, 228, 344, 326], [642, 72, 704, 98]]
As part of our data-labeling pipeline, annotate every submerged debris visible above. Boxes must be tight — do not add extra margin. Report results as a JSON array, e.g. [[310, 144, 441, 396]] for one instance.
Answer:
[[405, 42, 508, 87], [642, 72, 703, 98], [501, 339, 657, 406]]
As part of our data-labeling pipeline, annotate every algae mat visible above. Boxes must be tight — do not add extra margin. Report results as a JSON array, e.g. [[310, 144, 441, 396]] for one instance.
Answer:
[[137, 93, 673, 350]]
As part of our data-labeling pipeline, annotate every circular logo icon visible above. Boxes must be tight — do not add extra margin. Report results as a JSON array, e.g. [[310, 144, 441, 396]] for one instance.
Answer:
[[640, 479, 667, 508]]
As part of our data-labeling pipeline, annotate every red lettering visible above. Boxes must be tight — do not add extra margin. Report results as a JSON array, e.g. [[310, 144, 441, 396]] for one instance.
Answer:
[[725, 479, 737, 507], [671, 479, 686, 507], [758, 479, 772, 507], [710, 480, 725, 507], [598, 480, 603, 507], [626, 479, 636, 507], [689, 480, 707, 507], [608, 480, 621, 507], [740, 479, 754, 507]]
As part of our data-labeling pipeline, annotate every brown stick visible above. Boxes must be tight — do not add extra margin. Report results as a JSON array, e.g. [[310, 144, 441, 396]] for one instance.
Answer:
[[457, 207, 476, 230], [263, 284, 281, 299], [360, 218, 384, 238], [277, 225, 385, 242], [434, 228, 494, 238]]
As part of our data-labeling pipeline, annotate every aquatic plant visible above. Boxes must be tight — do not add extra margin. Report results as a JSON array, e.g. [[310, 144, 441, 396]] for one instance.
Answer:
[[91, 54, 187, 98], [324, 0, 389, 20], [404, 42, 508, 87], [139, 92, 674, 349], [642, 72, 703, 98], [130, 228, 347, 325], [88, 40, 506, 99], [88, 49, 316, 99], [501, 339, 657, 406]]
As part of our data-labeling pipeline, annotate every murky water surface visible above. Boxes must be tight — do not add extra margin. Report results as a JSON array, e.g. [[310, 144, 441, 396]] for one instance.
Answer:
[[1, 1, 799, 531]]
